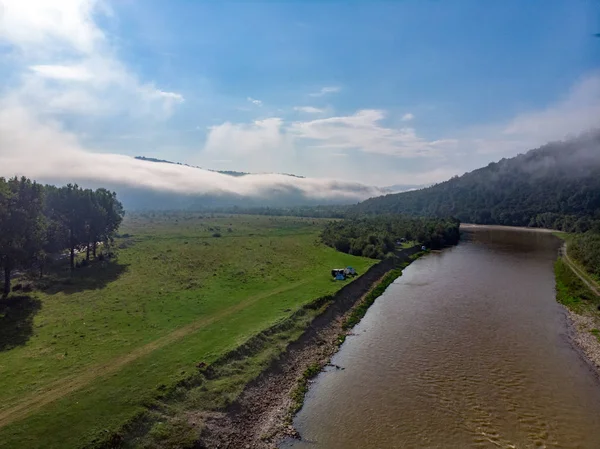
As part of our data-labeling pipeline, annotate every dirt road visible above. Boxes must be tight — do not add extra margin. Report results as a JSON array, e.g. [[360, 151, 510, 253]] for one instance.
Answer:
[[562, 243, 600, 297]]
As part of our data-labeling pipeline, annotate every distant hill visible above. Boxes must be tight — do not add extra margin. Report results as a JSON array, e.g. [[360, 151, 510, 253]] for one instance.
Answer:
[[383, 183, 429, 193], [353, 130, 600, 232], [134, 156, 304, 178]]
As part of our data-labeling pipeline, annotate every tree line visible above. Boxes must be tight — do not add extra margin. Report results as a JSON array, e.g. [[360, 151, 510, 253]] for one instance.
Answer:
[[321, 215, 460, 259], [352, 131, 600, 232], [0, 177, 124, 296], [201, 204, 350, 218]]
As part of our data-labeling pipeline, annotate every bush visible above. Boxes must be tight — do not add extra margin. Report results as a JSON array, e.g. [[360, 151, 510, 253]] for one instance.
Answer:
[[212, 232, 222, 238], [362, 244, 377, 259], [334, 237, 351, 253]]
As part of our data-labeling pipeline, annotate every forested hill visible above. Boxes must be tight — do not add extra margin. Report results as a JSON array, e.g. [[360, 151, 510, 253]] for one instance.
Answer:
[[353, 131, 600, 232]]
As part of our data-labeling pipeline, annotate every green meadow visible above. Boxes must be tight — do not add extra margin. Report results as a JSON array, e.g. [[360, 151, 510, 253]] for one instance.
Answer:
[[0, 213, 375, 449]]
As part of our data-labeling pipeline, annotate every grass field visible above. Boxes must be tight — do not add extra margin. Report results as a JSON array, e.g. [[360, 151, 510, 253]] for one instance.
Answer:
[[554, 258, 599, 311], [0, 213, 376, 449]]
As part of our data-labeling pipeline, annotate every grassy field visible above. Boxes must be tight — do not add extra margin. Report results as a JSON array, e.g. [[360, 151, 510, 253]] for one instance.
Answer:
[[0, 213, 375, 449], [554, 231, 600, 351], [554, 258, 599, 311]]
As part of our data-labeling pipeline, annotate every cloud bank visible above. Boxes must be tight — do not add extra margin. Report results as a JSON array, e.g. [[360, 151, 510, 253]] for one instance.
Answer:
[[0, 102, 385, 202]]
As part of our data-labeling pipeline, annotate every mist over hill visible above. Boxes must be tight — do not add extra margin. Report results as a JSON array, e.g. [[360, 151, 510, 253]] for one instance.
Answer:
[[88, 157, 383, 210], [353, 130, 600, 231]]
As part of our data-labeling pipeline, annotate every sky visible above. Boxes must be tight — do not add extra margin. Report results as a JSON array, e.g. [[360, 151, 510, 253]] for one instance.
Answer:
[[0, 0, 599, 201]]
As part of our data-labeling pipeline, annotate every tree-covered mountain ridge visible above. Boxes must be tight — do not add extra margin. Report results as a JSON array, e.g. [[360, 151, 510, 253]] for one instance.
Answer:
[[353, 130, 600, 232]]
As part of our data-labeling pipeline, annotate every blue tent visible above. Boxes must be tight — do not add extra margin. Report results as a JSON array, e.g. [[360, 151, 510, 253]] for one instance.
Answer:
[[335, 273, 345, 281]]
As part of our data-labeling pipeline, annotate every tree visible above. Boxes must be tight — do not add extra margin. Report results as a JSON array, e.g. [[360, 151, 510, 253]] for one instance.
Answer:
[[49, 184, 88, 271], [93, 188, 124, 257], [0, 177, 46, 296], [321, 215, 460, 259]]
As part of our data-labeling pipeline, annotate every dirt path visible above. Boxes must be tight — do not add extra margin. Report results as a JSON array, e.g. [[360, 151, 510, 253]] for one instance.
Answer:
[[0, 279, 310, 429], [562, 243, 600, 297]]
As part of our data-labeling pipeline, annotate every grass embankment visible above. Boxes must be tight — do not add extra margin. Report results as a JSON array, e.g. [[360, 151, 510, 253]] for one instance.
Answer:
[[0, 214, 375, 449], [554, 232, 600, 349], [554, 259, 599, 311]]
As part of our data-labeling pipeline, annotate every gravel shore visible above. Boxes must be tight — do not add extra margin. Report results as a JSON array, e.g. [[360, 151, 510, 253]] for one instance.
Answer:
[[565, 308, 600, 373]]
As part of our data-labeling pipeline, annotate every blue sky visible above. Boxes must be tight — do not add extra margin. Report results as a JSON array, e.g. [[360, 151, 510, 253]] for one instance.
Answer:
[[0, 0, 599, 197]]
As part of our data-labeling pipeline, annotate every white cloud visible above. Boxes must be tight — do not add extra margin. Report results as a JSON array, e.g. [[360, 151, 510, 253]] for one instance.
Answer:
[[202, 118, 295, 173], [455, 73, 600, 157], [143, 86, 184, 115], [198, 109, 445, 177], [0, 0, 184, 118], [0, 0, 107, 55], [290, 109, 445, 157], [309, 86, 341, 97], [247, 97, 263, 106], [294, 106, 325, 114], [30, 64, 94, 81], [401, 113, 414, 121], [152, 90, 184, 102], [205, 118, 286, 157]]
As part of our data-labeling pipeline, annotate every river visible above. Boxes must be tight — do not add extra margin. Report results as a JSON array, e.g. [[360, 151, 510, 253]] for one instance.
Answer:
[[282, 226, 600, 449]]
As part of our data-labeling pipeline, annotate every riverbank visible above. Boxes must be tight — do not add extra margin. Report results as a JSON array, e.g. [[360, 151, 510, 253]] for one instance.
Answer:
[[461, 223, 556, 233], [555, 241, 600, 379], [197, 247, 422, 449]]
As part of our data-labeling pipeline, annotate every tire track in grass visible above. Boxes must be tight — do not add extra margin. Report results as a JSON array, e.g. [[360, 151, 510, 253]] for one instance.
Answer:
[[0, 279, 310, 429], [562, 243, 600, 297]]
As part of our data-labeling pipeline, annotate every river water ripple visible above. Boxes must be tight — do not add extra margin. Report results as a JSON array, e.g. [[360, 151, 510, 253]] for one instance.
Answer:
[[282, 227, 600, 449]]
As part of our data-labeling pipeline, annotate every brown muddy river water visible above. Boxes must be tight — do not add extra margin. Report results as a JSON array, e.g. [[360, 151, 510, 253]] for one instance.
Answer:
[[282, 226, 600, 449]]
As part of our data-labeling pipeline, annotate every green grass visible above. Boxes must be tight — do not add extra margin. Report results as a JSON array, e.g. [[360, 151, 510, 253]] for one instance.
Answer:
[[553, 231, 600, 289], [0, 213, 375, 449], [400, 240, 417, 249], [288, 362, 322, 421], [554, 258, 599, 313], [552, 231, 572, 241]]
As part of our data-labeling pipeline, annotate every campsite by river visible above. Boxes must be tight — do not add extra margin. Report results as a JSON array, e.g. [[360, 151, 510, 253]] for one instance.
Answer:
[[283, 225, 600, 449]]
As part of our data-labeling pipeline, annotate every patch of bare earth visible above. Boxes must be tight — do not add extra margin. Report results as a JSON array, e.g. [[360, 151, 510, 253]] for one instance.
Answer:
[[198, 315, 343, 449]]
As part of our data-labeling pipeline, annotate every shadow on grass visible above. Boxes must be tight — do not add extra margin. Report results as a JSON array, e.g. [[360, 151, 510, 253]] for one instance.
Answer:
[[40, 260, 129, 295], [0, 295, 42, 352]]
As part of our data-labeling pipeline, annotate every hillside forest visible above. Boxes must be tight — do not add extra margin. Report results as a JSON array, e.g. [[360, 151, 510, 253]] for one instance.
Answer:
[[0, 177, 124, 295], [321, 215, 461, 258], [353, 130, 600, 233]]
